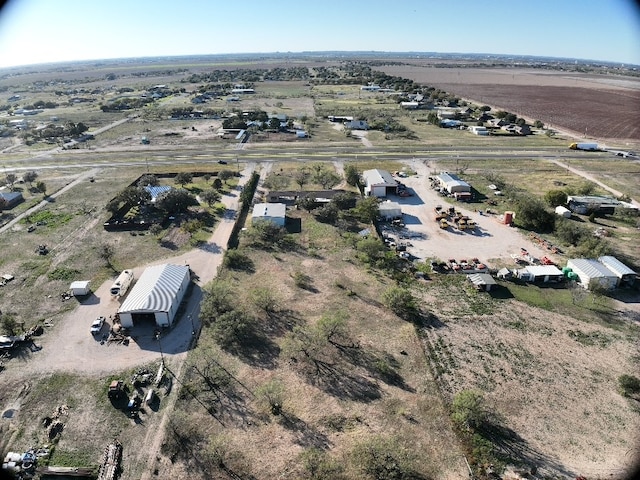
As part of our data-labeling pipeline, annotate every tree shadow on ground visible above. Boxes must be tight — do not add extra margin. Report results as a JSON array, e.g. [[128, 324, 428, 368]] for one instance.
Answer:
[[415, 311, 447, 329], [159, 239, 178, 250], [278, 411, 332, 449], [337, 344, 414, 392], [264, 308, 304, 336], [488, 285, 515, 300], [309, 364, 381, 403], [230, 333, 281, 370], [479, 422, 576, 478]]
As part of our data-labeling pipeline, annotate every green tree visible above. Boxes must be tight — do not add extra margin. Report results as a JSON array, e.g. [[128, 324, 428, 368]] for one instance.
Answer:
[[118, 186, 150, 206], [22, 170, 38, 187], [534, 120, 544, 128], [245, 220, 287, 247], [211, 310, 254, 349], [618, 374, 640, 398], [218, 170, 234, 185], [351, 197, 379, 223], [156, 189, 198, 213], [174, 172, 193, 187], [0, 312, 19, 335], [514, 197, 555, 232], [356, 237, 386, 264], [106, 198, 121, 214], [5, 173, 17, 191], [314, 203, 339, 224], [35, 181, 47, 196], [344, 164, 359, 186], [576, 181, 597, 196], [200, 281, 235, 322], [99, 243, 116, 269], [262, 174, 290, 190], [255, 378, 285, 415], [451, 390, 488, 430], [544, 189, 568, 207], [251, 287, 279, 315], [297, 195, 317, 212], [293, 167, 311, 191], [382, 286, 418, 320], [331, 192, 356, 210], [222, 249, 253, 271], [137, 174, 159, 187], [315, 169, 341, 189], [554, 217, 585, 246], [201, 189, 221, 207], [268, 117, 281, 130], [212, 178, 223, 191]]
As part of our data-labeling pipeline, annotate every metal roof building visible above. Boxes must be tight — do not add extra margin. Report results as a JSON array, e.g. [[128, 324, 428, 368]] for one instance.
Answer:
[[118, 264, 190, 328], [437, 172, 471, 194], [566, 258, 618, 290], [598, 256, 637, 287], [362, 169, 397, 197], [252, 203, 286, 227]]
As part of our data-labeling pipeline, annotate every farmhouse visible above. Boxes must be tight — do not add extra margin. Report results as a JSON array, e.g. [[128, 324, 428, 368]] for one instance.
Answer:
[[566, 258, 618, 290], [597, 256, 637, 287], [118, 264, 191, 329], [567, 195, 620, 215], [252, 203, 286, 227], [379, 200, 402, 220], [362, 169, 397, 197], [0, 191, 24, 210]]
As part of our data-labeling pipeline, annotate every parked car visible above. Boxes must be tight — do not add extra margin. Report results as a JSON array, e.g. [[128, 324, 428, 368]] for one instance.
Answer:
[[91, 316, 106, 335]]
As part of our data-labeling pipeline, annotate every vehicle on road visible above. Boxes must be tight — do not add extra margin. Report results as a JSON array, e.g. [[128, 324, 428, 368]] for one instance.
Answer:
[[91, 316, 106, 335], [569, 142, 600, 151]]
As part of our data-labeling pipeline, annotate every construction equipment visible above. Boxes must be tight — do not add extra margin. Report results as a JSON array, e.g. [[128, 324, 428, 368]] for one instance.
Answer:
[[108, 380, 125, 400], [439, 218, 449, 229]]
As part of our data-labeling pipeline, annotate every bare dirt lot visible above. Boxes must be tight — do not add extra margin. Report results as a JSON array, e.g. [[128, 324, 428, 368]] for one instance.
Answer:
[[379, 65, 640, 145]]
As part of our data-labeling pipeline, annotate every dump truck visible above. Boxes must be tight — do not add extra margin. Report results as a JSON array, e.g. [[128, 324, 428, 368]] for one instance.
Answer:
[[569, 142, 600, 151]]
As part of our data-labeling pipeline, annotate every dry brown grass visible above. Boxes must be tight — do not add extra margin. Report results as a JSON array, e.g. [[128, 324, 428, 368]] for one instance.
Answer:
[[157, 209, 468, 479]]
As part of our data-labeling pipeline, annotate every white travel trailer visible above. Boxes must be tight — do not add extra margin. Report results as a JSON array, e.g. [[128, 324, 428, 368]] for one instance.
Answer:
[[110, 270, 134, 297]]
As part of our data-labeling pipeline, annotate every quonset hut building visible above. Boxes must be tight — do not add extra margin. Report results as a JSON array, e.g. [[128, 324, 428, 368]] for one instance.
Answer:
[[118, 264, 190, 328]]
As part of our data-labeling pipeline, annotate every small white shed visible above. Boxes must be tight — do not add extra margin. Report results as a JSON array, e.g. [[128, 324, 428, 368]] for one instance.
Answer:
[[379, 201, 402, 220], [555, 206, 572, 218], [252, 203, 286, 227], [69, 280, 91, 296]]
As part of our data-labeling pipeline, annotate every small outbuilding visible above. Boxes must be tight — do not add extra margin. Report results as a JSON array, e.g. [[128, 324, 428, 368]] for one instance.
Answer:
[[566, 258, 618, 290], [379, 201, 402, 220], [362, 169, 397, 197], [467, 273, 496, 291], [252, 203, 286, 227], [0, 191, 24, 210], [118, 264, 191, 328], [437, 172, 471, 195], [69, 280, 91, 296], [555, 206, 572, 218], [517, 265, 564, 283], [597, 256, 637, 287]]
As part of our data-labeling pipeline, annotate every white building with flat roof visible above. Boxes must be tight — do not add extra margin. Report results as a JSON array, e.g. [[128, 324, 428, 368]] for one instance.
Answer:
[[252, 203, 286, 227]]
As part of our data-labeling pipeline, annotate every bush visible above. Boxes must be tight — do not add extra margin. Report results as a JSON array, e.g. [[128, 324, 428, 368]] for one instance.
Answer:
[[618, 374, 640, 397], [223, 249, 253, 271], [211, 310, 254, 349], [451, 390, 488, 430], [382, 286, 417, 320]]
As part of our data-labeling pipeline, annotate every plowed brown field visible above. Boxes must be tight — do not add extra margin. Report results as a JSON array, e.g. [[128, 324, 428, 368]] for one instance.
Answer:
[[380, 65, 640, 144]]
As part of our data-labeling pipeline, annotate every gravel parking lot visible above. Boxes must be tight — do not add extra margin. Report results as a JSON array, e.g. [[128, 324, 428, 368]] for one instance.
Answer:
[[380, 160, 554, 267]]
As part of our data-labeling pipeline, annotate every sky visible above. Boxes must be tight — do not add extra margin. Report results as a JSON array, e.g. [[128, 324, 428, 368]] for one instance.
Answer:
[[0, 0, 639, 68]]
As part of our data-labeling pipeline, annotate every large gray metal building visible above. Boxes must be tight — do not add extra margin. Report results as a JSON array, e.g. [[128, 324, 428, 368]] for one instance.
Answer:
[[118, 264, 190, 328]]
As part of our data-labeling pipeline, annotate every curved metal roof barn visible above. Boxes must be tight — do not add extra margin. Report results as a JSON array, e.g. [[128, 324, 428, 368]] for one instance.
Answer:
[[118, 264, 190, 328]]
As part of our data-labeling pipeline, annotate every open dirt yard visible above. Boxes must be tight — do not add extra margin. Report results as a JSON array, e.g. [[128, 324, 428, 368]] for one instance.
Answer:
[[379, 65, 640, 145]]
